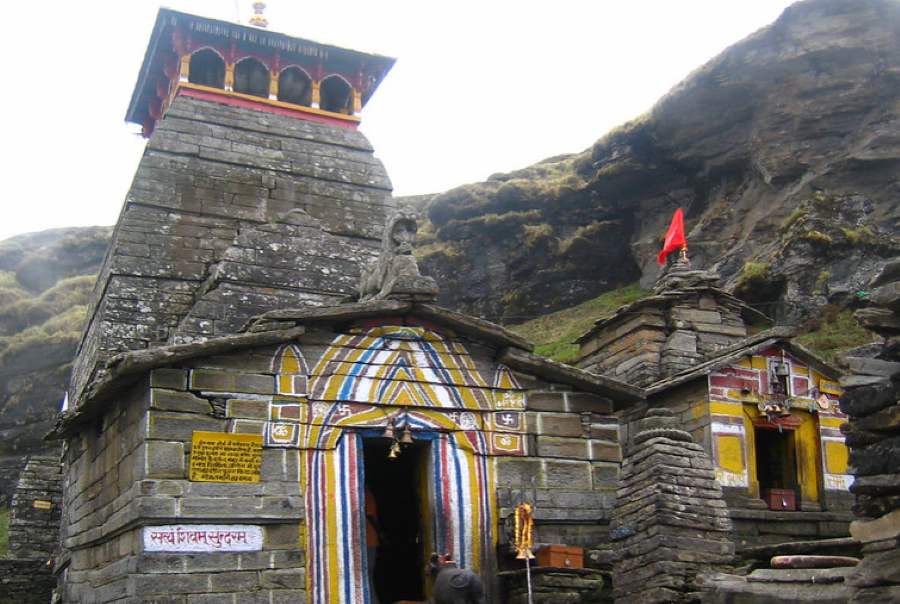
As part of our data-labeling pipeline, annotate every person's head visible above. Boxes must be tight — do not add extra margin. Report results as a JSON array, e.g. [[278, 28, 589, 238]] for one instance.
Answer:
[[427, 552, 457, 577]]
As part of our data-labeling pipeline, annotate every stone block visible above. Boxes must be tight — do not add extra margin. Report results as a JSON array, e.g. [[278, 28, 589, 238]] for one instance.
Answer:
[[527, 391, 566, 412], [261, 569, 305, 590], [534, 413, 584, 437], [226, 399, 270, 420], [840, 382, 897, 418], [187, 594, 236, 604], [190, 369, 274, 394], [147, 412, 225, 442], [592, 441, 622, 462], [265, 523, 301, 549], [261, 449, 287, 481], [270, 590, 308, 604], [671, 307, 722, 324], [151, 369, 189, 391], [130, 573, 210, 595], [846, 356, 900, 378], [145, 441, 186, 479], [496, 459, 544, 487], [849, 508, 900, 543], [567, 393, 614, 414], [543, 460, 593, 489], [537, 436, 591, 459], [151, 389, 211, 414], [271, 549, 305, 569], [209, 571, 260, 592], [592, 462, 620, 485]]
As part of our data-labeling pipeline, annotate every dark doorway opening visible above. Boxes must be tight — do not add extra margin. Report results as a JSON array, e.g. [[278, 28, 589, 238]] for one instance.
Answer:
[[364, 437, 428, 603], [755, 427, 798, 508]]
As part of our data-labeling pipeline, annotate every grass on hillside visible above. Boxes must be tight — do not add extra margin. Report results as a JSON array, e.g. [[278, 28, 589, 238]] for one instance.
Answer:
[[796, 305, 878, 367], [0, 505, 8, 556], [507, 283, 649, 364]]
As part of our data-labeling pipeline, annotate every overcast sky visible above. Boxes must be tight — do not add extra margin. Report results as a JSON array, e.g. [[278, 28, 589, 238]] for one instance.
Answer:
[[0, 0, 796, 242]]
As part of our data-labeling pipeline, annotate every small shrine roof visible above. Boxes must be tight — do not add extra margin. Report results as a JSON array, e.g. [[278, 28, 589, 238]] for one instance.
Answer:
[[644, 326, 841, 395]]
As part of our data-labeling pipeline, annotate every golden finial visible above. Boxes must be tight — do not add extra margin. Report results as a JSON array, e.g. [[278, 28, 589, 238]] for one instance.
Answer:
[[249, 2, 269, 28]]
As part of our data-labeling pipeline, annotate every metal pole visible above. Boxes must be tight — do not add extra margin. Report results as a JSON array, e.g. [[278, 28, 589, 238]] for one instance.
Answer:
[[525, 555, 533, 604]]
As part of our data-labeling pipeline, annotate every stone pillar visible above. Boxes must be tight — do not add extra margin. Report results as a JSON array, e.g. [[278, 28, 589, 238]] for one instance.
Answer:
[[841, 258, 900, 603], [611, 409, 734, 603]]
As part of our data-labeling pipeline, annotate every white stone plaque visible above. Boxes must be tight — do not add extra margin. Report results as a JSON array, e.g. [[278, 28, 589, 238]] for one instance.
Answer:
[[143, 524, 263, 552]]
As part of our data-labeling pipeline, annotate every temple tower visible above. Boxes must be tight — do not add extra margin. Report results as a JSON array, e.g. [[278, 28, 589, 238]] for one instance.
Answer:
[[70, 9, 396, 404]]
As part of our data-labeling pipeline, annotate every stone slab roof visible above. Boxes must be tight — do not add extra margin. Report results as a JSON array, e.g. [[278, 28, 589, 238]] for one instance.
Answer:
[[52, 301, 643, 438], [644, 326, 841, 395], [576, 285, 771, 345]]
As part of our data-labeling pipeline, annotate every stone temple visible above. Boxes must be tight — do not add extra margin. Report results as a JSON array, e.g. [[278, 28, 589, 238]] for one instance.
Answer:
[[31, 7, 879, 604]]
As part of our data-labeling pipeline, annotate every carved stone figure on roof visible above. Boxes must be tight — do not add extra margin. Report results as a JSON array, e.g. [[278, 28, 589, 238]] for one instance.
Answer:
[[358, 210, 438, 302]]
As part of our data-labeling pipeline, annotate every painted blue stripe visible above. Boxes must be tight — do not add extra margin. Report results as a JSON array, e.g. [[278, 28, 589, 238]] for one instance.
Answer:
[[356, 434, 370, 604], [310, 450, 323, 602], [337, 338, 383, 401], [450, 438, 467, 567], [339, 435, 353, 603], [432, 441, 445, 555]]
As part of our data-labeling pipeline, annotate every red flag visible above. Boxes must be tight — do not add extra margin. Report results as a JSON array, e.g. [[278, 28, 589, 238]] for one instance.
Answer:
[[657, 208, 687, 265]]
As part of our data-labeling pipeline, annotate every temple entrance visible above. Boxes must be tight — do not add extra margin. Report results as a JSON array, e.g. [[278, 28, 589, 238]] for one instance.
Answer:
[[754, 427, 798, 509], [364, 437, 428, 604]]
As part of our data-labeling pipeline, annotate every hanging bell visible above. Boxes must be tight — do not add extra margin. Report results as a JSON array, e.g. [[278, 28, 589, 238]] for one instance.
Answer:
[[388, 441, 401, 459], [399, 424, 414, 445], [382, 420, 395, 440]]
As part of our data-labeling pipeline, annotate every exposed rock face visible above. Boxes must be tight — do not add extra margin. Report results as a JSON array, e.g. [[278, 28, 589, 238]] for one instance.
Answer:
[[0, 227, 110, 500], [414, 0, 900, 323]]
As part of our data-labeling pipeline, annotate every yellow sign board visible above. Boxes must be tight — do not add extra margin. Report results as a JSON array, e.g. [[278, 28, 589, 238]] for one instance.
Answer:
[[33, 499, 52, 510], [189, 431, 263, 483]]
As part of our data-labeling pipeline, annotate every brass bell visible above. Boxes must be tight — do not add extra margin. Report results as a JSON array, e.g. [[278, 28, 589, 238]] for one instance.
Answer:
[[399, 424, 414, 445], [388, 441, 401, 459], [382, 420, 395, 440]]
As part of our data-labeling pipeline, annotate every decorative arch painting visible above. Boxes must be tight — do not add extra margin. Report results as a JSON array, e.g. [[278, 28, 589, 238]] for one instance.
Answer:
[[223, 323, 528, 603]]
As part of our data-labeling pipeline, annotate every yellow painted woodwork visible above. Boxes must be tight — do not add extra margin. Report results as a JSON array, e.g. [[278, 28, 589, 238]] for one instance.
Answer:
[[311, 80, 321, 106], [224, 63, 235, 90], [269, 72, 279, 98], [795, 410, 820, 503], [178, 83, 361, 123], [741, 404, 761, 498], [179, 54, 190, 80], [352, 89, 362, 113], [716, 434, 745, 474], [819, 380, 842, 395], [750, 356, 768, 371], [819, 417, 847, 429], [825, 441, 849, 475], [710, 401, 743, 417], [691, 401, 709, 418], [736, 358, 752, 368]]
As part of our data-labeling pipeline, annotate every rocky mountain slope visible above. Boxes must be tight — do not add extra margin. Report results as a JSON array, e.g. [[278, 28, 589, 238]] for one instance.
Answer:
[[411, 0, 899, 324], [0, 227, 110, 499]]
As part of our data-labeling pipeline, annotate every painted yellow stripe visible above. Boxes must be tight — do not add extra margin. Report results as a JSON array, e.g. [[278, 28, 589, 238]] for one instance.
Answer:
[[710, 401, 744, 417], [819, 417, 847, 429], [466, 451, 481, 569], [324, 449, 341, 600]]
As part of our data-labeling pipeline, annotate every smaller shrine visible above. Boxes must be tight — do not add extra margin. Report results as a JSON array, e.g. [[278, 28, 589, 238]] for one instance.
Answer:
[[577, 242, 853, 547], [126, 7, 395, 135]]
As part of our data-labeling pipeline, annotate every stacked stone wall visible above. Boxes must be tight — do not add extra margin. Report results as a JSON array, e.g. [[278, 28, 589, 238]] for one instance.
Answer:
[[840, 258, 900, 602], [1, 456, 62, 603], [578, 288, 754, 388], [496, 389, 622, 553], [610, 409, 734, 603], [71, 95, 394, 404]]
